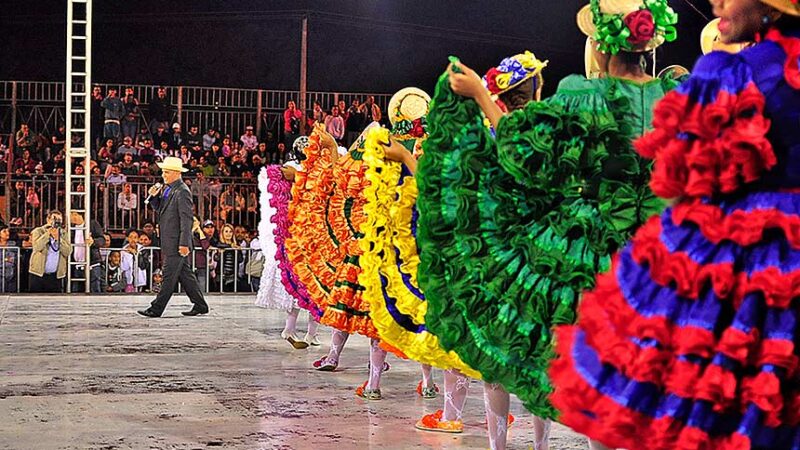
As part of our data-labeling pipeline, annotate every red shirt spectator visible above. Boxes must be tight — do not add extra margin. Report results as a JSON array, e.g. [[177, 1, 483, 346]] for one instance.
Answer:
[[283, 101, 304, 134]]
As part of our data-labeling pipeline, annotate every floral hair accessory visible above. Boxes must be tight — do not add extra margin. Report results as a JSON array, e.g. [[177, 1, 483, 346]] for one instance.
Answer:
[[578, 0, 678, 54], [482, 51, 548, 96]]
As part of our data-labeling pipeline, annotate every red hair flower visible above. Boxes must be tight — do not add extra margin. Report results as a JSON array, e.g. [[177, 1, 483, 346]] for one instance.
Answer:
[[625, 9, 656, 45]]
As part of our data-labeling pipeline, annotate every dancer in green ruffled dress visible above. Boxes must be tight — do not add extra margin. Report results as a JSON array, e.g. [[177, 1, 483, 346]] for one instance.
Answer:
[[416, 1, 679, 448]]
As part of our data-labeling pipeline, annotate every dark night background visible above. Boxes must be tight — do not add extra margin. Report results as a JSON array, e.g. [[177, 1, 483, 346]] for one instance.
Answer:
[[1, 0, 714, 96]]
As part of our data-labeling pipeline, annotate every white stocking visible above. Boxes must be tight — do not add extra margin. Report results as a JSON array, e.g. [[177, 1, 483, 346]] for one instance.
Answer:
[[532, 416, 551, 450], [325, 329, 349, 364], [420, 364, 433, 388], [283, 308, 299, 335], [442, 369, 470, 422], [367, 339, 387, 390], [306, 316, 319, 337], [483, 382, 510, 450]]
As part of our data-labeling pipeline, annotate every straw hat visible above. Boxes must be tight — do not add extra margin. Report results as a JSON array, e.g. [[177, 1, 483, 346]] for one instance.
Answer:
[[584, 37, 603, 79], [700, 18, 752, 55], [157, 156, 188, 173], [761, 0, 800, 16], [388, 88, 431, 127], [483, 51, 548, 96], [577, 0, 678, 53]]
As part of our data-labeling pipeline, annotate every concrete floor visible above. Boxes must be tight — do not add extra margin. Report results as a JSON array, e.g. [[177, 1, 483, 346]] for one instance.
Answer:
[[0, 294, 588, 450]]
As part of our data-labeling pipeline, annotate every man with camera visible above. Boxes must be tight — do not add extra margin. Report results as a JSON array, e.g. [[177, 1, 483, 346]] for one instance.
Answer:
[[29, 210, 72, 293]]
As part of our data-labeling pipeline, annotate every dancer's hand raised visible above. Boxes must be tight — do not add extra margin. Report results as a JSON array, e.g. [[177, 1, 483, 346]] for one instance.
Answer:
[[448, 61, 485, 99]]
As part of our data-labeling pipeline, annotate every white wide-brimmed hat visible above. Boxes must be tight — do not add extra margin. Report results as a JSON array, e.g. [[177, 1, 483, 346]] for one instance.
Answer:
[[157, 156, 188, 173]]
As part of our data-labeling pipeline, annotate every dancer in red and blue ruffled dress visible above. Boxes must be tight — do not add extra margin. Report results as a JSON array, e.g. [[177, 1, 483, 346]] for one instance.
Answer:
[[549, 0, 800, 448]]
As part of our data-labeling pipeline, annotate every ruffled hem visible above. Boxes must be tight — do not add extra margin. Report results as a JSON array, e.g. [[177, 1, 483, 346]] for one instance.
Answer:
[[358, 126, 481, 378], [672, 199, 800, 249], [286, 133, 340, 313], [635, 57, 776, 199], [549, 327, 767, 450], [632, 216, 800, 309], [418, 68, 658, 418]]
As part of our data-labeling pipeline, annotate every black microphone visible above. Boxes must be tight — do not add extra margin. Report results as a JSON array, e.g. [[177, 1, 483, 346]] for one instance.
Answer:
[[144, 182, 163, 206]]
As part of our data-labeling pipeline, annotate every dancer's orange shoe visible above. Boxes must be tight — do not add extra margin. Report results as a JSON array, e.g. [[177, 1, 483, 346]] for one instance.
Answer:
[[415, 410, 464, 433]]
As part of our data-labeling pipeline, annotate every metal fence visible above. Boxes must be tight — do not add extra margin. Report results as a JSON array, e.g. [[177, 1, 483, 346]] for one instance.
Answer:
[[8, 175, 259, 234], [3, 245, 264, 294], [0, 80, 392, 142]]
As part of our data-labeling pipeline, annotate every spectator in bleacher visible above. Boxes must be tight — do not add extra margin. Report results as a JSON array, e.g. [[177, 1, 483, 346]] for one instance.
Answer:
[[120, 228, 141, 292], [325, 105, 345, 144], [240, 125, 258, 151], [0, 225, 19, 293], [51, 123, 66, 155], [250, 155, 264, 176], [97, 138, 115, 169], [215, 157, 231, 177], [136, 232, 155, 292], [156, 140, 172, 160], [310, 101, 326, 127], [215, 223, 239, 292], [178, 145, 191, 165], [345, 99, 365, 147], [203, 126, 217, 152], [117, 183, 138, 227], [219, 183, 245, 222], [142, 222, 157, 244], [122, 87, 140, 140], [116, 136, 138, 162], [28, 210, 71, 293], [106, 164, 127, 185], [202, 219, 219, 246], [221, 137, 232, 158], [254, 142, 268, 163], [15, 123, 34, 158], [148, 87, 171, 133], [148, 157, 162, 177], [14, 149, 37, 173], [170, 123, 184, 148], [186, 125, 202, 149], [100, 87, 125, 141], [338, 100, 347, 121], [275, 142, 287, 164], [135, 125, 152, 148], [361, 95, 382, 123], [69, 210, 105, 293], [283, 100, 303, 147], [91, 86, 104, 153], [198, 156, 214, 177], [26, 187, 41, 219], [229, 154, 247, 177], [245, 228, 263, 292], [191, 217, 212, 292], [91, 165, 102, 177], [138, 138, 156, 163], [99, 232, 112, 259], [119, 153, 139, 176], [104, 250, 125, 293], [152, 123, 170, 150]]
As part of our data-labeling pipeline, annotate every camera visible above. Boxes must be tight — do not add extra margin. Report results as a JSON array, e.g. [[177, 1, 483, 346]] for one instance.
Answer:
[[51, 221, 62, 228]]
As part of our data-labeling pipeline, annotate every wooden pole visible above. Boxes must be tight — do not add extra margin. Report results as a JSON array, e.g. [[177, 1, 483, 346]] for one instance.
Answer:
[[299, 15, 308, 135]]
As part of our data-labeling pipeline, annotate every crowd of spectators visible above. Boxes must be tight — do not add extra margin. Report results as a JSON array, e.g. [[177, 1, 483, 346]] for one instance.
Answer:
[[0, 85, 385, 294]]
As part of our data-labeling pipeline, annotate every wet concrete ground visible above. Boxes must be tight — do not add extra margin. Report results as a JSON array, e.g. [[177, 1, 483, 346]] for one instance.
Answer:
[[0, 294, 588, 449]]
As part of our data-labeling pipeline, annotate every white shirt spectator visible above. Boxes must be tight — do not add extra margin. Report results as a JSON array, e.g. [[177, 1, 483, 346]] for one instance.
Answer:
[[117, 191, 138, 211]]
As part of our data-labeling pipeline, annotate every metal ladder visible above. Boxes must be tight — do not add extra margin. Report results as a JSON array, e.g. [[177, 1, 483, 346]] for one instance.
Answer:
[[65, 0, 93, 293]]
